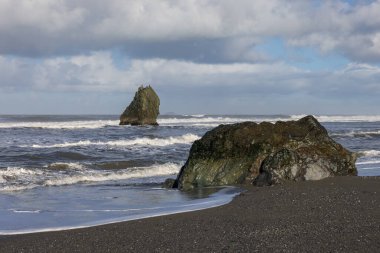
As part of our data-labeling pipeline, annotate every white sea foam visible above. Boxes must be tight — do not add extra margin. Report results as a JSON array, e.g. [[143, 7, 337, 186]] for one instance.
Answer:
[[191, 123, 220, 128], [0, 116, 288, 129], [17, 199, 230, 213], [157, 116, 290, 125], [0, 120, 119, 129], [0, 185, 38, 192], [356, 160, 380, 165], [0, 162, 181, 192], [0, 167, 44, 179], [293, 115, 380, 122], [44, 163, 180, 187], [358, 167, 380, 170], [292, 115, 373, 123], [331, 130, 380, 138], [183, 114, 206, 118], [0, 166, 55, 192], [30, 140, 94, 148], [158, 115, 380, 126], [27, 134, 200, 148], [10, 209, 41, 213], [2, 115, 380, 130], [358, 150, 380, 157]]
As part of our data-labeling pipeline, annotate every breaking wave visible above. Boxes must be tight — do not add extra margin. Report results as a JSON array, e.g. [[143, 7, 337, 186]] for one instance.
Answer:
[[9, 209, 41, 214], [157, 116, 292, 126], [2, 115, 380, 129], [25, 134, 200, 148], [0, 115, 292, 129], [356, 160, 380, 165], [320, 115, 380, 122], [358, 150, 380, 157], [0, 162, 181, 192], [331, 130, 380, 138], [0, 120, 119, 129], [158, 114, 380, 126]]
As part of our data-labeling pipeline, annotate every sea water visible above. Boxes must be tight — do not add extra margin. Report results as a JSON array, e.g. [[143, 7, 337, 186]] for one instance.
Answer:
[[0, 114, 379, 234]]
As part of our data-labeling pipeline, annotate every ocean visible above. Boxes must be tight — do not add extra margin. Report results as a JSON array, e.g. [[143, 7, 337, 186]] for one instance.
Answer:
[[0, 114, 379, 234]]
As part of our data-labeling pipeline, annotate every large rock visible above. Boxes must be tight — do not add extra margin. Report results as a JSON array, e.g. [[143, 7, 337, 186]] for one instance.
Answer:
[[174, 116, 357, 190], [120, 85, 160, 126]]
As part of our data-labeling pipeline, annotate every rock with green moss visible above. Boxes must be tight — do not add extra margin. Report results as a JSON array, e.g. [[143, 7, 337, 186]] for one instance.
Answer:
[[120, 85, 160, 126], [174, 115, 357, 190]]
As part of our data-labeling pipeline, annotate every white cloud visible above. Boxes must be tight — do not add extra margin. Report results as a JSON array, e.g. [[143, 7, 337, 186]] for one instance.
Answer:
[[0, 53, 133, 92], [1, 0, 380, 62], [0, 0, 85, 32], [286, 1, 380, 62], [1, 1, 380, 114], [1, 52, 379, 97], [1, 51, 379, 114]]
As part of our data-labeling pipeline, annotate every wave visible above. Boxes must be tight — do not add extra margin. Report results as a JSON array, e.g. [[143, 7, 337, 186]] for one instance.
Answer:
[[44, 163, 180, 187], [0, 162, 181, 192], [9, 209, 41, 213], [2, 115, 380, 129], [26, 134, 200, 148], [159, 115, 380, 126], [0, 120, 119, 129], [183, 114, 206, 118], [0, 167, 45, 191], [0, 167, 44, 179], [157, 116, 294, 126], [321, 115, 380, 122], [331, 130, 380, 138], [358, 167, 380, 170], [0, 115, 290, 129], [290, 114, 380, 123], [356, 151, 380, 176], [358, 150, 380, 157], [356, 160, 380, 165]]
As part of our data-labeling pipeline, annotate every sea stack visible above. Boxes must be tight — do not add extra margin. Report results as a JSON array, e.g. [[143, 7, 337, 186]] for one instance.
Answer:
[[119, 85, 160, 126], [173, 115, 357, 190]]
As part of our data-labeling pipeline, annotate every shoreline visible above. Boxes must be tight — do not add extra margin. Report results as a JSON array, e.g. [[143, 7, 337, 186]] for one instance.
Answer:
[[0, 187, 241, 236], [1, 176, 379, 252]]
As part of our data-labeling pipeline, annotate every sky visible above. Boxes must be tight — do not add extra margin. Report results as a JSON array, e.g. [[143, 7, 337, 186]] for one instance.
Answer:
[[0, 0, 380, 115]]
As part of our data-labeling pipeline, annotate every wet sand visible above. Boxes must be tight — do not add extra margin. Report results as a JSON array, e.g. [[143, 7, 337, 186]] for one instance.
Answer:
[[1, 176, 379, 252]]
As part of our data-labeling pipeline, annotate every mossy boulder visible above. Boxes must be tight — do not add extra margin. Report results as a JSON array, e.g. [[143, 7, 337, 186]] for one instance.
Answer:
[[120, 85, 160, 126], [174, 115, 357, 190]]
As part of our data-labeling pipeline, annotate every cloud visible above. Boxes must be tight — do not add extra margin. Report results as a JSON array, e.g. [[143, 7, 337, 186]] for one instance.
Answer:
[[1, 0, 380, 63], [1, 52, 379, 97], [1, 51, 379, 114], [120, 37, 270, 64]]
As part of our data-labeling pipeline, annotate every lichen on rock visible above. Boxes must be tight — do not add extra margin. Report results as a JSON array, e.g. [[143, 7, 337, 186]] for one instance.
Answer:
[[119, 85, 160, 126], [173, 115, 357, 190]]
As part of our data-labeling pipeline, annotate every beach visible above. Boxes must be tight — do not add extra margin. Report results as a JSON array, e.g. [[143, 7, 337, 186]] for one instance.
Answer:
[[1, 176, 379, 252]]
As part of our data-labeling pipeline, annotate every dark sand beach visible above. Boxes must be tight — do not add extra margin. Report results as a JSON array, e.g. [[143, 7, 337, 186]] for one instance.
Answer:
[[1, 176, 379, 252]]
